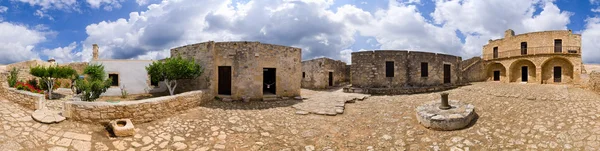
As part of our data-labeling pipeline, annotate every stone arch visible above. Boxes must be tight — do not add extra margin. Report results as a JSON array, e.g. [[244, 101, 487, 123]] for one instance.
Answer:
[[508, 59, 537, 83], [541, 57, 574, 84], [485, 62, 507, 82]]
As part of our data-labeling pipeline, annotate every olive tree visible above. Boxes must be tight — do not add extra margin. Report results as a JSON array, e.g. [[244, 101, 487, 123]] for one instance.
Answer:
[[75, 64, 112, 101], [30, 65, 76, 99], [146, 56, 203, 95]]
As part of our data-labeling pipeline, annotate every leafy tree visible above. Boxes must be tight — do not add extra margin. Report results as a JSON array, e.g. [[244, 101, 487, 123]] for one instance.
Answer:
[[75, 64, 112, 101], [146, 56, 203, 95], [30, 66, 76, 99], [7, 67, 19, 87]]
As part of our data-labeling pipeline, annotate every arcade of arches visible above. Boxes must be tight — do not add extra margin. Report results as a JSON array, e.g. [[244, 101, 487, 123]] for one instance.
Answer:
[[485, 56, 580, 84]]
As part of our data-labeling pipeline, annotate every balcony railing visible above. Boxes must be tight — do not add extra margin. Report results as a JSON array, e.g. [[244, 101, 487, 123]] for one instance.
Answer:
[[483, 46, 580, 60]]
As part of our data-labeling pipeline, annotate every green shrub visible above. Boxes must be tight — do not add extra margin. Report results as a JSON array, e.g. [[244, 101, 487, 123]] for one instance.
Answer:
[[146, 56, 203, 95], [75, 64, 112, 101], [7, 67, 19, 87], [30, 65, 76, 99]]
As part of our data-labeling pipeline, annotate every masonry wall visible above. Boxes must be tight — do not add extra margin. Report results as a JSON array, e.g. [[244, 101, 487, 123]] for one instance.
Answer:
[[170, 42, 213, 94], [172, 41, 301, 100], [301, 58, 349, 89], [483, 30, 582, 58], [63, 90, 212, 123], [588, 71, 600, 94], [351, 50, 462, 89], [462, 57, 486, 83], [6, 60, 54, 81]]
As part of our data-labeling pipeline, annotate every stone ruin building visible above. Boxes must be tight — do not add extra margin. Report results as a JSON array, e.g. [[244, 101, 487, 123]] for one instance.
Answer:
[[349, 50, 462, 94], [301, 57, 350, 89], [483, 29, 582, 84], [171, 41, 301, 101]]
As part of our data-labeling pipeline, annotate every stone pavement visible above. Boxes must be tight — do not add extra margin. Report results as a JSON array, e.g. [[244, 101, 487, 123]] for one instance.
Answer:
[[0, 82, 600, 150], [292, 87, 369, 115]]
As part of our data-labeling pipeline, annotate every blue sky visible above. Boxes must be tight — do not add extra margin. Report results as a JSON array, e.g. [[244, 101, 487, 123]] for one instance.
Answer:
[[0, 0, 599, 64]]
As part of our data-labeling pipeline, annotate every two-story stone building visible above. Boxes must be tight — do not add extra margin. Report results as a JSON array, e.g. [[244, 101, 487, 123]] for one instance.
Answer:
[[483, 29, 582, 84]]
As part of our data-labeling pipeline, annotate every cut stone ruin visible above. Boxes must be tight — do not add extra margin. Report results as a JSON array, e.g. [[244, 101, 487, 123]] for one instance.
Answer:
[[416, 92, 476, 131], [109, 119, 135, 137]]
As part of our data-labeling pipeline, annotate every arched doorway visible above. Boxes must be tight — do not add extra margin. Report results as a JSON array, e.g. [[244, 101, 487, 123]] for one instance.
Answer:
[[541, 57, 574, 84], [509, 59, 536, 83], [486, 62, 506, 82]]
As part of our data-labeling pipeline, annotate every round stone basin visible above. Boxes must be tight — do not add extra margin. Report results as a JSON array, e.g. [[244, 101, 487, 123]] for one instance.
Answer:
[[416, 100, 476, 131]]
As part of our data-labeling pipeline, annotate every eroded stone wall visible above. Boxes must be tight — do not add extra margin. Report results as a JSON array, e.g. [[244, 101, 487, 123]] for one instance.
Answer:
[[302, 58, 349, 89], [0, 86, 43, 110], [63, 90, 212, 123], [351, 50, 462, 90], [6, 60, 54, 81], [171, 41, 301, 100], [588, 72, 600, 94], [462, 57, 486, 83], [483, 30, 581, 59]]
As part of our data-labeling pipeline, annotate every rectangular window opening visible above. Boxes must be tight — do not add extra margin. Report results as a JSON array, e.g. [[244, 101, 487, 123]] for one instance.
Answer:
[[302, 72, 305, 78], [385, 61, 394, 77], [521, 42, 528, 55], [108, 74, 119, 86], [421, 62, 428, 77], [493, 47, 499, 59], [554, 39, 563, 53]]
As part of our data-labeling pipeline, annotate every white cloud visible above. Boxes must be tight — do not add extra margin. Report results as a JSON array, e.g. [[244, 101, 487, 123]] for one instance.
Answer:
[[432, 0, 571, 58], [81, 0, 357, 62], [86, 0, 122, 11], [13, 0, 78, 10], [34, 9, 54, 20], [136, 0, 148, 6], [42, 42, 81, 63], [0, 22, 45, 64], [0, 6, 7, 13], [582, 17, 600, 64]]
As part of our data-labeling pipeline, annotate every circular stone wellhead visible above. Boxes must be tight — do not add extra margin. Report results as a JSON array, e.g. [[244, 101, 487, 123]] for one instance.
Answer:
[[416, 100, 476, 131]]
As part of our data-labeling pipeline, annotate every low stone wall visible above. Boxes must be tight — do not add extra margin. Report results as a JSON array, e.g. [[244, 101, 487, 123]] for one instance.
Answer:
[[1, 87, 44, 110], [589, 72, 600, 94], [345, 85, 462, 95], [63, 90, 213, 123]]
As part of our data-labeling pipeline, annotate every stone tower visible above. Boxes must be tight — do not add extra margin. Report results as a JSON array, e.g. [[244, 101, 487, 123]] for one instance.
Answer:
[[93, 44, 99, 60], [504, 29, 515, 38]]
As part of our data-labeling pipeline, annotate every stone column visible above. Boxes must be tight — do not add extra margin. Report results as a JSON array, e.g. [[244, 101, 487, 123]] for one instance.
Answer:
[[92, 44, 99, 60]]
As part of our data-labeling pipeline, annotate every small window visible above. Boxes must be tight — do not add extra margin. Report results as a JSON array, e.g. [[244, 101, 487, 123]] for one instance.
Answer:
[[385, 61, 394, 77], [421, 62, 428, 77], [521, 42, 527, 55], [108, 74, 119, 86], [493, 47, 499, 59], [554, 39, 563, 53], [302, 72, 305, 78]]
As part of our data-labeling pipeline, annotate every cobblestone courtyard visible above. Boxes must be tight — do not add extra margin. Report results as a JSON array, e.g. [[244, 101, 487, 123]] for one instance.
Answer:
[[1, 82, 600, 150]]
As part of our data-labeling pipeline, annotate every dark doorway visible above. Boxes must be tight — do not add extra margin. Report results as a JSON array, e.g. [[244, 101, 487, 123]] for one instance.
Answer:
[[521, 66, 528, 82], [554, 66, 562, 83], [328, 72, 333, 86], [443, 64, 451, 84], [554, 39, 563, 53], [218, 66, 232, 95], [493, 47, 499, 59], [493, 71, 500, 81], [263, 68, 276, 95]]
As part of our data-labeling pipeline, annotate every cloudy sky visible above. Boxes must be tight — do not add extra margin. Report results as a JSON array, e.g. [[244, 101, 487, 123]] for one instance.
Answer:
[[0, 0, 599, 65]]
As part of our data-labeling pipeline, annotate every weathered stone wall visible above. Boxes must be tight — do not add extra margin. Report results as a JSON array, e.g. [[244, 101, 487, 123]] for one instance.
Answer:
[[482, 30, 582, 84], [462, 57, 486, 82], [484, 30, 581, 58], [484, 55, 581, 84], [63, 90, 212, 123], [1, 88, 44, 110], [170, 42, 213, 94], [172, 41, 301, 100], [588, 71, 600, 94], [351, 50, 462, 90], [301, 58, 349, 89]]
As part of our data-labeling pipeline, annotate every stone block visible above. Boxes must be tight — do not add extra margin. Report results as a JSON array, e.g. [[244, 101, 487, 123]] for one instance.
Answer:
[[109, 119, 135, 137]]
